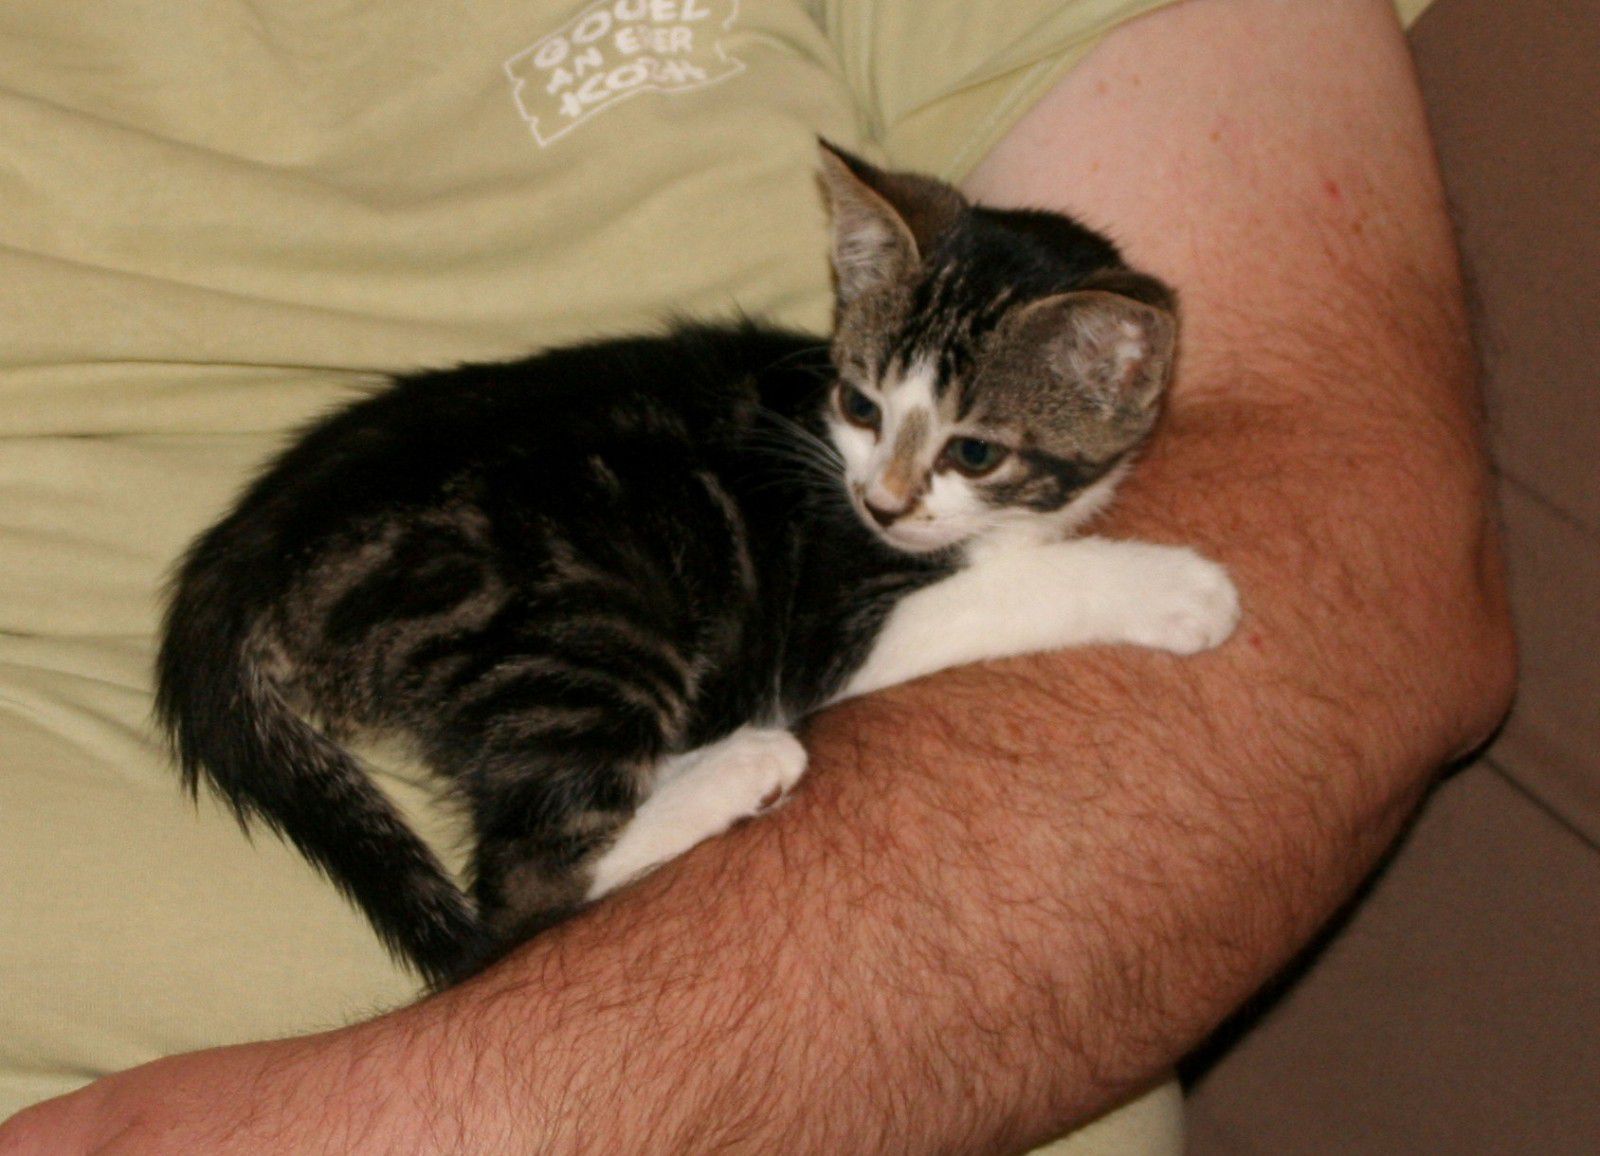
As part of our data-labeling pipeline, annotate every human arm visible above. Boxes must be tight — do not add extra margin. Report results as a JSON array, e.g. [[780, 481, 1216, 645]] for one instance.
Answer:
[[0, 1, 1515, 1152]]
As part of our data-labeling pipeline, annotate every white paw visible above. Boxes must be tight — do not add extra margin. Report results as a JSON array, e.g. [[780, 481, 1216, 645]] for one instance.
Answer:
[[584, 728, 807, 901], [714, 728, 808, 814], [1124, 548, 1241, 655]]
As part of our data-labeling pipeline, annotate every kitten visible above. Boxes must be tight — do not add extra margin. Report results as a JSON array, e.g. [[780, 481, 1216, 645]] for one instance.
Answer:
[[156, 143, 1239, 987]]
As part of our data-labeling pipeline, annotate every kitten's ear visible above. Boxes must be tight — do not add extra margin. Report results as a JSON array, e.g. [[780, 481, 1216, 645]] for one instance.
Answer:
[[816, 140, 966, 306], [1016, 289, 1178, 421]]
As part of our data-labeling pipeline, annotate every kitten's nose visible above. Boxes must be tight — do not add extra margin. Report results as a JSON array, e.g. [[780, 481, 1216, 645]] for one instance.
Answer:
[[863, 498, 904, 528]]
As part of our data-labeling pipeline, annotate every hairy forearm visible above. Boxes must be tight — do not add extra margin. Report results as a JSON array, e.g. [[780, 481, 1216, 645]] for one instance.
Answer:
[[344, 327, 1510, 1155], [350, 8, 1522, 1144], [0, 367, 1505, 1156], [2, 361, 1505, 1156]]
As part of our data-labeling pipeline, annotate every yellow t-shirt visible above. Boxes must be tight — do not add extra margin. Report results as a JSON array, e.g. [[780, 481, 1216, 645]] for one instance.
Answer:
[[0, 1, 1432, 1147]]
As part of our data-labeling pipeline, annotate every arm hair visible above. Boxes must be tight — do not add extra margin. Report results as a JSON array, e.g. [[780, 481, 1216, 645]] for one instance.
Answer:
[[377, 2, 1515, 1151]]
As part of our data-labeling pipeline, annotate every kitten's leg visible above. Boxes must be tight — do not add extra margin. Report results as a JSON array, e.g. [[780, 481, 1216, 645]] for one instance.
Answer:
[[454, 715, 668, 948], [586, 727, 807, 901], [838, 536, 1240, 701]]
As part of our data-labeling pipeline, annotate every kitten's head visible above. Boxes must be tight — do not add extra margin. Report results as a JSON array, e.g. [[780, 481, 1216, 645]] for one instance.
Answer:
[[816, 142, 1177, 555]]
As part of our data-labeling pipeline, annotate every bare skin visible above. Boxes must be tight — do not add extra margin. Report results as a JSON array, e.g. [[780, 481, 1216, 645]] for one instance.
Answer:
[[0, 1, 1515, 1152]]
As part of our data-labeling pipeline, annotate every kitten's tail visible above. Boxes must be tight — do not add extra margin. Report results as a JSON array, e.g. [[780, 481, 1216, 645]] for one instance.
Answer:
[[155, 537, 483, 989]]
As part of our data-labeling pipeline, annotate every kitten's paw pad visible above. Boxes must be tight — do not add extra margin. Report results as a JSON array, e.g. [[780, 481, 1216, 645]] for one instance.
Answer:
[[1129, 552, 1241, 655]]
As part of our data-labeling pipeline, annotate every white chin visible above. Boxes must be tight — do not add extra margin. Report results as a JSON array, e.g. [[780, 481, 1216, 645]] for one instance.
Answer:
[[874, 522, 969, 555]]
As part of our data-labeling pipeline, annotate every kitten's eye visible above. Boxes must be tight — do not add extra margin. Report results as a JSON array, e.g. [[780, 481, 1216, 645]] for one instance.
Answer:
[[837, 383, 881, 430], [942, 437, 1009, 477]]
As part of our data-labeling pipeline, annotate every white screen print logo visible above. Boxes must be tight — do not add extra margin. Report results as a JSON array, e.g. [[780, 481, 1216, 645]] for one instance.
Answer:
[[506, 0, 745, 147]]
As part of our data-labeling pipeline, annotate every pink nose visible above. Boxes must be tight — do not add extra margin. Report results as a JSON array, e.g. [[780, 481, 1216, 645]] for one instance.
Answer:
[[864, 499, 903, 528]]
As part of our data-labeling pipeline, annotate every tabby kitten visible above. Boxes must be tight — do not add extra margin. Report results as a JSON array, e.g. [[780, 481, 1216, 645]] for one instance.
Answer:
[[157, 143, 1238, 987]]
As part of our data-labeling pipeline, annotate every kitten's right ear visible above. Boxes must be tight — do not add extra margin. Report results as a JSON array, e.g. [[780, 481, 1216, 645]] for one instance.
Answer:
[[816, 140, 965, 307], [1014, 289, 1179, 424]]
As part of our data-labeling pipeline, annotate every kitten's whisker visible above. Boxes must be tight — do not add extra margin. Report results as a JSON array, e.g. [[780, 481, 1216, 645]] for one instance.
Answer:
[[744, 446, 846, 493], [742, 434, 840, 472], [755, 343, 832, 376], [749, 410, 845, 470]]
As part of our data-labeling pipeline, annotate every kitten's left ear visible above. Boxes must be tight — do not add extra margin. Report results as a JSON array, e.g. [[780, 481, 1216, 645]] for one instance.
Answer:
[[816, 140, 966, 307], [1014, 289, 1178, 422]]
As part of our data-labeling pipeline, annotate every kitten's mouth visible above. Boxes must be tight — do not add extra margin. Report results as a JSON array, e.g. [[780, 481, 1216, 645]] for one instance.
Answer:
[[850, 495, 970, 555], [882, 530, 961, 555]]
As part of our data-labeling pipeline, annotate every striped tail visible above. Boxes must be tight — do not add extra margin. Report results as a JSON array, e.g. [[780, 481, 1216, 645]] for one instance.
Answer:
[[155, 540, 484, 989]]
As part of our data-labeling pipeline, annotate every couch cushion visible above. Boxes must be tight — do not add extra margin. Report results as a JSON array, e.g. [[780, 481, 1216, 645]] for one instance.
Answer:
[[1414, 0, 1600, 838], [1186, 764, 1600, 1155]]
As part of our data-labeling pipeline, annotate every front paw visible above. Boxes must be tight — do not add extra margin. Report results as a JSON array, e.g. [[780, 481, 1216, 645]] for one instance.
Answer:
[[719, 728, 808, 813], [1125, 548, 1241, 655]]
